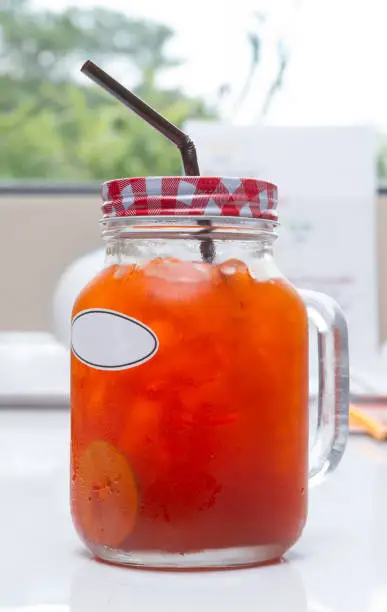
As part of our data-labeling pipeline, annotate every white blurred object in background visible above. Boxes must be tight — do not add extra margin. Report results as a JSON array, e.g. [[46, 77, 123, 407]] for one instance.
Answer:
[[0, 333, 69, 406], [52, 249, 105, 347], [350, 343, 387, 397], [0, 249, 104, 406]]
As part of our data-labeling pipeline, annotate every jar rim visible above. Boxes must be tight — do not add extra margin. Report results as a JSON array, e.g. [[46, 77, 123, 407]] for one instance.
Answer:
[[101, 216, 279, 243]]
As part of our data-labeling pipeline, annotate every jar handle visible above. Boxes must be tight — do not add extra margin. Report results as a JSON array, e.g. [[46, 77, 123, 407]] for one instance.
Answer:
[[300, 290, 350, 484]]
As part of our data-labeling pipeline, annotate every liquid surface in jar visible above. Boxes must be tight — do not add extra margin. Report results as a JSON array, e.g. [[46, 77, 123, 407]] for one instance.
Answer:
[[71, 257, 309, 554]]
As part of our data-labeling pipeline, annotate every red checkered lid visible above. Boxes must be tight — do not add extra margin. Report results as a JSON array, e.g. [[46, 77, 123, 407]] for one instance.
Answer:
[[101, 176, 278, 220]]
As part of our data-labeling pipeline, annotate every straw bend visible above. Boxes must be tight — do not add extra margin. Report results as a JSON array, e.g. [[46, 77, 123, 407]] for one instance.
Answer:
[[81, 59, 212, 260], [81, 60, 200, 176]]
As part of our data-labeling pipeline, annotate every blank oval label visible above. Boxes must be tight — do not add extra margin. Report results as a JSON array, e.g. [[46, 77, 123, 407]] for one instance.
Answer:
[[72, 309, 158, 370]]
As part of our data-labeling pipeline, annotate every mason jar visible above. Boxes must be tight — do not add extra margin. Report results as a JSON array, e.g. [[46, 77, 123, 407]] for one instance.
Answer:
[[70, 176, 349, 569]]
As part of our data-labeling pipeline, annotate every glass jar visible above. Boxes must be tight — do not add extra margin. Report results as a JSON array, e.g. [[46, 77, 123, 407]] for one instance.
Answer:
[[70, 176, 349, 569]]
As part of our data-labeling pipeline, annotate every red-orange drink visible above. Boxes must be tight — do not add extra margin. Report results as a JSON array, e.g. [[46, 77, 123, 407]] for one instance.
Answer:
[[70, 177, 309, 568]]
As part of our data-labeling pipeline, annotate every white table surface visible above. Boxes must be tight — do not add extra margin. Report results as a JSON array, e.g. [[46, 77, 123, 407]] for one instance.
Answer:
[[0, 409, 386, 612]]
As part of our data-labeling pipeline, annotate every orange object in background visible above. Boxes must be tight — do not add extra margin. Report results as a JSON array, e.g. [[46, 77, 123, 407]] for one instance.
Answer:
[[71, 259, 309, 557], [349, 404, 387, 440]]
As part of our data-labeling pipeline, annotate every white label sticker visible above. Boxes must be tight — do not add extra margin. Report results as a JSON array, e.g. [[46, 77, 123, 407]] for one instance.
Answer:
[[71, 309, 158, 371]]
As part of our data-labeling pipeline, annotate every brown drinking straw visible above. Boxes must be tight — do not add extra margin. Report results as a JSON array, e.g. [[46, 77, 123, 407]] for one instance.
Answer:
[[81, 60, 215, 263]]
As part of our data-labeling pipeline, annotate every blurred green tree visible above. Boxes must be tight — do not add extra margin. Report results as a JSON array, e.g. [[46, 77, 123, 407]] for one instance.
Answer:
[[0, 1, 213, 180]]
